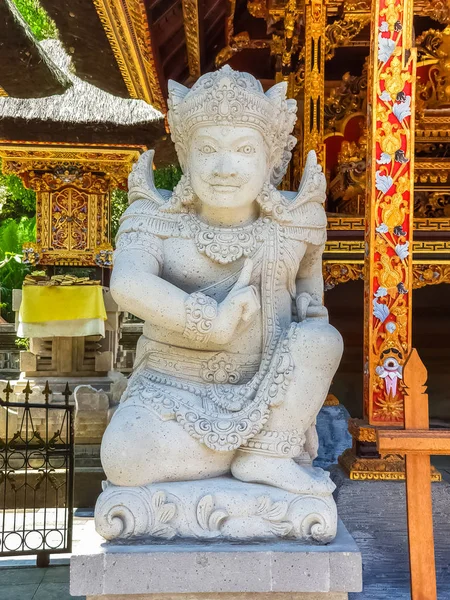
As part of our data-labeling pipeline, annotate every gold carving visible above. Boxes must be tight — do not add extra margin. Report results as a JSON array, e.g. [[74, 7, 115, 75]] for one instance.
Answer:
[[339, 448, 407, 481], [327, 216, 365, 230], [281, 0, 301, 71], [324, 67, 367, 134], [413, 264, 450, 288], [417, 26, 450, 110], [326, 216, 450, 232], [417, 0, 450, 23], [364, 0, 416, 426], [339, 448, 442, 481], [22, 242, 41, 266], [323, 261, 364, 290], [182, 0, 201, 78], [413, 241, 450, 253], [247, 0, 266, 18], [0, 144, 141, 267], [329, 131, 367, 214], [215, 33, 270, 68], [325, 14, 371, 60], [414, 162, 450, 184], [0, 144, 141, 187], [303, 0, 327, 164], [414, 218, 450, 231], [348, 419, 377, 442], [415, 192, 450, 218], [94, 243, 114, 268], [325, 241, 365, 253], [92, 0, 165, 111]]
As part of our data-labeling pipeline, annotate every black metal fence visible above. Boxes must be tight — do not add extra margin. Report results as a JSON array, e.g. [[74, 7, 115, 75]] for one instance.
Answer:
[[0, 380, 74, 566]]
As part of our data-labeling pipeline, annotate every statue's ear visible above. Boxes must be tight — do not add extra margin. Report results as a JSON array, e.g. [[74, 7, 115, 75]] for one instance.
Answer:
[[168, 79, 189, 109], [265, 81, 288, 104]]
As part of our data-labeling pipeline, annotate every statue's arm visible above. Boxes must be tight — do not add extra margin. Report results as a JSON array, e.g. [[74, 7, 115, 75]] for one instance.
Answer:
[[110, 248, 189, 334], [296, 243, 324, 300], [295, 243, 327, 320]]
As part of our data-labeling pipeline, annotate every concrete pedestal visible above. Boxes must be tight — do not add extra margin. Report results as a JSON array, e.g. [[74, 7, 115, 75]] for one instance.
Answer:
[[70, 520, 362, 599]]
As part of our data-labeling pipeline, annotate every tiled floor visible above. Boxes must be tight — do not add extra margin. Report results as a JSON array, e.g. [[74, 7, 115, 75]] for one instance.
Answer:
[[0, 565, 81, 600]]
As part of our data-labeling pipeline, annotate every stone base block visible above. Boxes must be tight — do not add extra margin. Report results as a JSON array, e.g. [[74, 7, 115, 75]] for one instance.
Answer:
[[87, 593, 348, 599], [70, 520, 362, 598], [94, 476, 337, 543]]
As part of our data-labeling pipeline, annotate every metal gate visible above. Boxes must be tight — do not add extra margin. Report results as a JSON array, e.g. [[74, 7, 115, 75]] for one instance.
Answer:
[[0, 380, 74, 565]]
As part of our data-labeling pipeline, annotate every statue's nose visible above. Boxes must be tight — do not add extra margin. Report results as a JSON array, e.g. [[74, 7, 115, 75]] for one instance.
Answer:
[[213, 153, 237, 178]]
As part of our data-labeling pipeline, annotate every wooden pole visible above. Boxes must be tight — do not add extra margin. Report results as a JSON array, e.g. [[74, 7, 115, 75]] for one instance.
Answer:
[[403, 349, 437, 600]]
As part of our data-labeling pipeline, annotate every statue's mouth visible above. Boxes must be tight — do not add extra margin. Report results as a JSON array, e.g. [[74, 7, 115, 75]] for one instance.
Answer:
[[211, 184, 240, 192]]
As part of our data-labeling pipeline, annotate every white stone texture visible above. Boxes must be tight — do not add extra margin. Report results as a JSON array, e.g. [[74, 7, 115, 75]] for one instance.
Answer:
[[95, 476, 337, 542], [86, 594, 349, 600], [97, 66, 344, 543], [70, 520, 362, 597]]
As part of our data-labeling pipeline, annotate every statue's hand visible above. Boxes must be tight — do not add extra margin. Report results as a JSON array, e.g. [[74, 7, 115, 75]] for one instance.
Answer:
[[297, 292, 328, 322], [210, 259, 260, 345]]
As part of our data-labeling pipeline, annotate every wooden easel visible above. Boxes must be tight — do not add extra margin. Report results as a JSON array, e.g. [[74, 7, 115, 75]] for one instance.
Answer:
[[377, 349, 450, 600]]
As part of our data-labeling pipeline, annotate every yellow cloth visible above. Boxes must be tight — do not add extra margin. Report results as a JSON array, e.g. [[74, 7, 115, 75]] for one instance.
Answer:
[[20, 285, 107, 323]]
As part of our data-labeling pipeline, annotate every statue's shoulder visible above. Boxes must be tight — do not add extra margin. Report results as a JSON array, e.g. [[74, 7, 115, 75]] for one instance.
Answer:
[[119, 194, 179, 239], [280, 151, 327, 247], [118, 150, 180, 239]]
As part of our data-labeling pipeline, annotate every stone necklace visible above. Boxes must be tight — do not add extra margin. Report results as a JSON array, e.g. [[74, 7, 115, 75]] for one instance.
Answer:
[[181, 213, 269, 265]]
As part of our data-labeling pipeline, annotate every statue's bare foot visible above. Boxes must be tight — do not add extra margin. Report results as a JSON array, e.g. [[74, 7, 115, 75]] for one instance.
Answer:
[[231, 451, 335, 496]]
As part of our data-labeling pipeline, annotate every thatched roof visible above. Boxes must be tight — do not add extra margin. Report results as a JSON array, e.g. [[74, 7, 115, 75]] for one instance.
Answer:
[[0, 39, 162, 125], [0, 40, 176, 165], [0, 0, 71, 98]]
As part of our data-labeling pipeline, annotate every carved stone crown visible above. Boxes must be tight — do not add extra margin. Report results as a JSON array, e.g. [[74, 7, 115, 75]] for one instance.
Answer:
[[167, 65, 298, 185]]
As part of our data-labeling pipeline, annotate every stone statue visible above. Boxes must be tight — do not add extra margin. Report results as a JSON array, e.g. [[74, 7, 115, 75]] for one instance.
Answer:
[[95, 66, 343, 543]]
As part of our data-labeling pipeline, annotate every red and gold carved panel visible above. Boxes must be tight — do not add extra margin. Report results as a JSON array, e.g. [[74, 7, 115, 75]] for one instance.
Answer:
[[364, 0, 416, 425]]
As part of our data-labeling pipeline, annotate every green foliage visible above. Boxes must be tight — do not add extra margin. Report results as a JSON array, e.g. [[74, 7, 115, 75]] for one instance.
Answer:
[[0, 217, 36, 321], [0, 166, 36, 224], [15, 337, 30, 350], [154, 165, 182, 191], [111, 189, 128, 242], [11, 0, 57, 41], [110, 166, 182, 243]]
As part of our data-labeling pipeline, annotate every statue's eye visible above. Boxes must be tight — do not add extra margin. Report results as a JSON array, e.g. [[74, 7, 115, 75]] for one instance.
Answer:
[[201, 145, 216, 154], [238, 145, 255, 154]]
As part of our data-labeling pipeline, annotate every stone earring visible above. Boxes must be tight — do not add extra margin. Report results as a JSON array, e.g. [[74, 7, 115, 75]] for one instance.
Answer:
[[255, 180, 274, 217], [165, 171, 196, 212], [256, 180, 291, 222], [179, 172, 196, 208]]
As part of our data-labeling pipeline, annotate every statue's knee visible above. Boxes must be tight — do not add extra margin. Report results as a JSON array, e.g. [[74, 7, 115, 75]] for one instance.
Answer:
[[292, 321, 343, 363], [318, 323, 343, 360], [101, 406, 152, 485]]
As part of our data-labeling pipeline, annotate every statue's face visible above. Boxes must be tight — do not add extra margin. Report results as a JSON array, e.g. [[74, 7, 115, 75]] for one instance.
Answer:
[[188, 125, 268, 211]]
